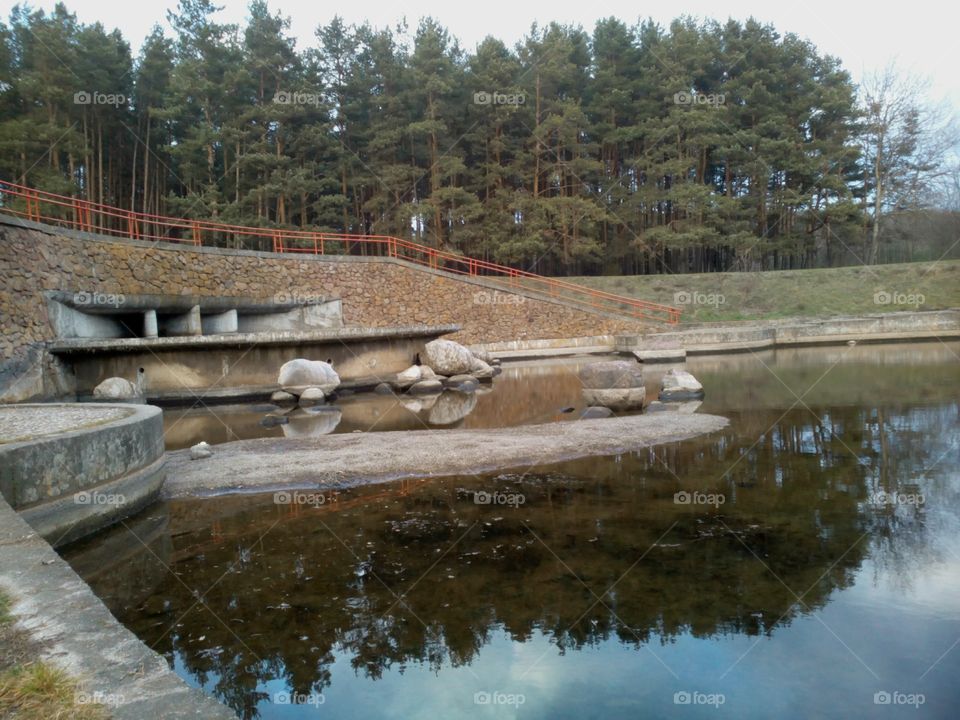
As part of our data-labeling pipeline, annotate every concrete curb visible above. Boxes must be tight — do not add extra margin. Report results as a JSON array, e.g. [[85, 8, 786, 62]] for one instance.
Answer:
[[0, 497, 236, 718]]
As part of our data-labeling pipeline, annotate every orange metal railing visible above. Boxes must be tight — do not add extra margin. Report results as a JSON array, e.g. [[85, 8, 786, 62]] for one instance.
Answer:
[[0, 180, 680, 324]]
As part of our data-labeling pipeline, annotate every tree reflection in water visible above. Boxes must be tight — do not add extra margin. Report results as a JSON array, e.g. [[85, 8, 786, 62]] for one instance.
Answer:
[[63, 391, 958, 719]]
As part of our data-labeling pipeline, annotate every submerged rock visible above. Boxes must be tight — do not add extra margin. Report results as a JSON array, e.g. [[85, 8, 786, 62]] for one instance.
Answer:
[[409, 379, 444, 395], [281, 409, 342, 438]]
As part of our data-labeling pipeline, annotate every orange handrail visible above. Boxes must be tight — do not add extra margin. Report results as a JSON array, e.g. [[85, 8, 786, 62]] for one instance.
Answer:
[[0, 180, 681, 324]]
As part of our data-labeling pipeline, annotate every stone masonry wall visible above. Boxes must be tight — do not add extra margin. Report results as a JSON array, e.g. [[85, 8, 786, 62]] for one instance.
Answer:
[[0, 221, 640, 366]]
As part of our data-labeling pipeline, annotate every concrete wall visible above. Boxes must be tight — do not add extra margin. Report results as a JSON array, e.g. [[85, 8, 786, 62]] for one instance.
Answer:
[[0, 218, 639, 378], [0, 404, 166, 546]]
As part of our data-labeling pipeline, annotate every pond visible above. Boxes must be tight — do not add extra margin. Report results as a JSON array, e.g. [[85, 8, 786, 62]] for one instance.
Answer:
[[62, 342, 960, 718]]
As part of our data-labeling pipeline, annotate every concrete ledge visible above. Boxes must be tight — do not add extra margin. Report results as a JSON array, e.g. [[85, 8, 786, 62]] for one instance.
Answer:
[[0, 497, 235, 718], [0, 404, 166, 547], [615, 310, 960, 357]]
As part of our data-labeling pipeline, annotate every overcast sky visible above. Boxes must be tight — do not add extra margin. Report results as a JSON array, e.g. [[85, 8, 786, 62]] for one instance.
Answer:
[[5, 0, 958, 109]]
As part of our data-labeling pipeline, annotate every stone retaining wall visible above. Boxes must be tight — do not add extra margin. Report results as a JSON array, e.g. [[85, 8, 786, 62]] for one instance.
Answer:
[[0, 218, 638, 372]]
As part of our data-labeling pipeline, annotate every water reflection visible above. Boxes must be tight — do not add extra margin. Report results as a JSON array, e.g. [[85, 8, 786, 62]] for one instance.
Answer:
[[65, 342, 960, 718]]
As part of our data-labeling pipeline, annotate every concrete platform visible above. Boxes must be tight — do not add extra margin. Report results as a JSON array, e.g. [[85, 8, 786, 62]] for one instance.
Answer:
[[0, 403, 166, 547]]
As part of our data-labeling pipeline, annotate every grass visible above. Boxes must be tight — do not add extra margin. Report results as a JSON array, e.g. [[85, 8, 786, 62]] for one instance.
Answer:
[[0, 590, 109, 720], [566, 259, 960, 323]]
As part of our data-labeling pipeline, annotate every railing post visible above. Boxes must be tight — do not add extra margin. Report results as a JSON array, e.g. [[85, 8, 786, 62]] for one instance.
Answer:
[[313, 232, 318, 254], [192, 221, 201, 246]]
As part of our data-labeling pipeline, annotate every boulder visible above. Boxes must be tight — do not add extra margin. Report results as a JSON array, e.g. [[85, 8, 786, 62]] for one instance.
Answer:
[[395, 365, 422, 388], [578, 360, 644, 389], [659, 369, 704, 401], [469, 356, 496, 379], [579, 360, 645, 410], [374, 382, 394, 395], [409, 379, 444, 395], [93, 377, 137, 400], [190, 441, 213, 460], [271, 390, 297, 406], [423, 339, 475, 376], [298, 387, 326, 407], [278, 359, 340, 395], [472, 348, 495, 364], [419, 365, 439, 380], [428, 391, 478, 425], [582, 387, 645, 410]]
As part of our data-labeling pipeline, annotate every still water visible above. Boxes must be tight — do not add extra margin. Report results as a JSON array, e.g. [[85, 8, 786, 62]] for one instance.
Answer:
[[64, 342, 960, 718]]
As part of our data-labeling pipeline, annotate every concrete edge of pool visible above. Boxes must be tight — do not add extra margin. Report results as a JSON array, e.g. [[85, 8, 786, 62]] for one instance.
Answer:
[[161, 412, 731, 498], [0, 496, 236, 719]]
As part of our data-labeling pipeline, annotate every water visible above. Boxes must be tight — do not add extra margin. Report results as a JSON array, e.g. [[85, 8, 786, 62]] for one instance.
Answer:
[[63, 342, 960, 718]]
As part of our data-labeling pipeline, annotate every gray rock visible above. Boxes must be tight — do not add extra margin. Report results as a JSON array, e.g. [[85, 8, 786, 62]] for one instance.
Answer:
[[395, 365, 422, 388], [271, 390, 296, 405], [446, 374, 480, 391], [298, 387, 326, 407], [578, 360, 644, 389], [278, 358, 340, 395], [428, 391, 478, 425], [93, 376, 138, 400], [580, 406, 614, 419], [419, 365, 439, 380], [582, 387, 646, 410], [647, 400, 702, 414], [190, 441, 213, 460], [659, 369, 705, 401], [374, 382, 395, 395], [472, 348, 495, 364], [469, 356, 495, 379], [423, 339, 475, 375], [409, 379, 444, 395]]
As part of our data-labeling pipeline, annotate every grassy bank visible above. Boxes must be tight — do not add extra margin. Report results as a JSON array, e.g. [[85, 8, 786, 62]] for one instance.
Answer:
[[0, 590, 108, 720], [568, 260, 960, 323]]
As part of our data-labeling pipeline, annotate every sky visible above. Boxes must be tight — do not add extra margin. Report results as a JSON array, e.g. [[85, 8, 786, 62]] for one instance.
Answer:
[[3, 0, 958, 110]]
